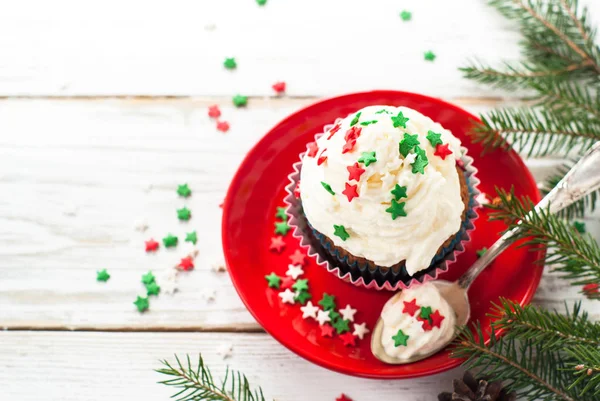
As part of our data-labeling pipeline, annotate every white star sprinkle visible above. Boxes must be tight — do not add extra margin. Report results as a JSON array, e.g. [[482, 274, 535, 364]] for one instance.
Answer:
[[158, 269, 179, 295], [300, 301, 319, 320], [286, 264, 304, 280], [216, 343, 233, 360], [316, 309, 331, 326], [339, 304, 357, 322], [211, 259, 227, 273], [475, 193, 490, 205], [201, 288, 217, 302], [278, 288, 296, 304], [352, 322, 370, 340], [404, 152, 417, 165]]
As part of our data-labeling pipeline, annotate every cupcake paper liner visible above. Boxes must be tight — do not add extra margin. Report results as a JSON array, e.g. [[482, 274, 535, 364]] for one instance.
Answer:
[[284, 122, 481, 291]]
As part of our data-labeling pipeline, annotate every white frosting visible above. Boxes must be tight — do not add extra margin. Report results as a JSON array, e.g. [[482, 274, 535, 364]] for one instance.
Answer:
[[300, 105, 465, 275], [378, 283, 456, 361]]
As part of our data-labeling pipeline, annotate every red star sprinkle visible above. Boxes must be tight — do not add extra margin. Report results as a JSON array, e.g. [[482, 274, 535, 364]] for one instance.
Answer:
[[280, 276, 295, 290], [178, 256, 195, 271], [306, 142, 319, 157], [342, 139, 357, 154], [342, 182, 359, 202], [294, 181, 301, 198], [327, 124, 341, 139], [317, 155, 328, 166], [320, 324, 335, 338], [347, 163, 366, 181], [216, 121, 230, 132], [430, 310, 445, 328], [145, 239, 159, 252], [345, 126, 362, 142], [272, 81, 286, 94], [269, 236, 286, 253], [339, 332, 357, 347], [336, 394, 353, 401], [435, 143, 453, 160], [403, 299, 420, 316], [583, 283, 599, 293], [418, 316, 433, 331], [208, 105, 221, 118], [289, 250, 307, 265]]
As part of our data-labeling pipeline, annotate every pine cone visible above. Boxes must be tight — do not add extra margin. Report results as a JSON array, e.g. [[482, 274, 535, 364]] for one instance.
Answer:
[[438, 371, 516, 401]]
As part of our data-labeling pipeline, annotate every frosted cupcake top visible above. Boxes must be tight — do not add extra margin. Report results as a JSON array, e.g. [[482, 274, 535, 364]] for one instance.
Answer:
[[299, 105, 464, 275]]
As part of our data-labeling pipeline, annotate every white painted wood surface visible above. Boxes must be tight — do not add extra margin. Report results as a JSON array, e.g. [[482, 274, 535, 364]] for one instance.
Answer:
[[1, 0, 600, 400]]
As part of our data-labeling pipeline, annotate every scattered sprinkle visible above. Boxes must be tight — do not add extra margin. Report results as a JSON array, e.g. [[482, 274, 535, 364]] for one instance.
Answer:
[[476, 247, 488, 258], [96, 269, 110, 282], [275, 206, 288, 220], [352, 322, 370, 340], [208, 105, 221, 118], [286, 264, 304, 280], [350, 112, 362, 127], [392, 329, 409, 347], [430, 310, 445, 328], [133, 296, 149, 312], [279, 288, 296, 304], [316, 309, 332, 325], [321, 181, 335, 195], [292, 278, 309, 292], [269, 236, 286, 253], [294, 291, 312, 305], [434, 143, 453, 160], [289, 250, 307, 265], [426, 130, 443, 147], [386, 199, 407, 220], [306, 142, 319, 157], [342, 182, 359, 202], [256, 0, 267, 5], [223, 57, 237, 70], [300, 301, 319, 319], [339, 332, 356, 347], [399, 133, 420, 157], [232, 94, 248, 107], [411, 147, 429, 174], [145, 239, 160, 252], [420, 306, 433, 320], [333, 318, 350, 334], [265, 272, 282, 289], [333, 224, 350, 241], [184, 231, 198, 245], [216, 343, 234, 360], [146, 282, 161, 296], [177, 206, 192, 221], [272, 81, 286, 94], [347, 163, 366, 181], [141, 271, 156, 285], [403, 299, 420, 316], [357, 151, 377, 166], [400, 10, 412, 21], [163, 234, 178, 248], [424, 50, 436, 62], [274, 221, 291, 235], [178, 256, 195, 271], [391, 184, 408, 201], [177, 184, 192, 197], [216, 121, 230, 132], [391, 111, 410, 128], [339, 304, 357, 322], [319, 293, 336, 311], [320, 323, 335, 336]]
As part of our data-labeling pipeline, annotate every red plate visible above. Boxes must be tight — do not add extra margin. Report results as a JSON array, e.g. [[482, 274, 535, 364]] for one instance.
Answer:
[[222, 91, 543, 379]]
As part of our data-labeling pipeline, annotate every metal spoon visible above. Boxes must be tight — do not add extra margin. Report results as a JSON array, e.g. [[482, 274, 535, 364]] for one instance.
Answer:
[[371, 142, 600, 365]]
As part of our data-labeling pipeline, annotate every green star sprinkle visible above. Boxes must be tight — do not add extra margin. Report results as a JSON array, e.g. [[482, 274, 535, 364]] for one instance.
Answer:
[[321, 182, 335, 195], [375, 109, 392, 114], [424, 51, 436, 61], [274, 221, 291, 235], [411, 147, 429, 174], [399, 133, 420, 157], [177, 207, 192, 221], [265, 272, 281, 289], [96, 269, 110, 282], [223, 57, 237, 70], [333, 224, 350, 241], [391, 111, 409, 129], [141, 271, 156, 286], [292, 279, 309, 292], [185, 231, 198, 245], [420, 306, 433, 320], [275, 206, 288, 220], [392, 329, 409, 347], [476, 247, 488, 258], [358, 151, 377, 166], [295, 291, 312, 305], [134, 296, 149, 313], [256, 0, 267, 5], [177, 184, 192, 197], [350, 112, 362, 127], [329, 310, 340, 321], [333, 318, 351, 334], [360, 120, 378, 126], [146, 282, 161, 296], [319, 293, 336, 311], [426, 130, 443, 147], [391, 184, 408, 201], [232, 94, 248, 107], [163, 234, 178, 248], [400, 10, 412, 21], [574, 221, 586, 234], [386, 199, 407, 220]]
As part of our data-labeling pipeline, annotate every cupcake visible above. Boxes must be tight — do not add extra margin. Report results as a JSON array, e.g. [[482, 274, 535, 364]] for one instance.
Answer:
[[287, 105, 479, 289]]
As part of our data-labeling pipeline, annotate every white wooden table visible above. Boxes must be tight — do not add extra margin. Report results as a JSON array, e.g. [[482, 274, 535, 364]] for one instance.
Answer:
[[2, 1, 600, 400]]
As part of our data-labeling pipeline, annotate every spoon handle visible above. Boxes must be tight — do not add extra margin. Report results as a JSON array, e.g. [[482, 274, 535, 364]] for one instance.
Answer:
[[458, 142, 600, 290]]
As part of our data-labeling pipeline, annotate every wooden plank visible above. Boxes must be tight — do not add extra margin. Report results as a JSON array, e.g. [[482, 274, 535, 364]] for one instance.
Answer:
[[0, 331, 465, 401], [0, 0, 596, 97]]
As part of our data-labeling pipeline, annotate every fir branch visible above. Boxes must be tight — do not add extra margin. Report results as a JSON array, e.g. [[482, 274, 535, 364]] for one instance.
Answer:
[[156, 354, 266, 401], [532, 80, 600, 120], [569, 345, 600, 395]]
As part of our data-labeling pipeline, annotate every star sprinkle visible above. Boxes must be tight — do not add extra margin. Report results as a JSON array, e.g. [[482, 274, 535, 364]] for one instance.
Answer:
[[353, 322, 370, 340], [96, 269, 110, 282], [400, 10, 412, 21], [403, 299, 420, 316], [223, 57, 237, 70], [391, 184, 407, 200], [412, 147, 429, 174], [350, 112, 362, 126], [141, 271, 155, 285], [358, 151, 377, 166], [274, 221, 291, 235], [163, 234, 178, 248], [285, 251, 304, 267], [300, 301, 319, 319], [317, 155, 328, 165], [327, 124, 341, 139], [178, 256, 195, 271], [321, 181, 335, 195], [207, 105, 221, 118], [336, 395, 353, 401], [216, 343, 234, 360], [272, 81, 286, 93], [232, 94, 248, 107], [339, 304, 357, 322], [177, 184, 192, 197], [184, 231, 197, 245], [404, 152, 417, 165], [574, 221, 586, 234], [159, 270, 179, 295], [340, 332, 356, 347], [216, 121, 230, 132], [333, 224, 350, 241], [333, 318, 351, 334], [275, 206, 288, 220], [476, 247, 488, 258], [424, 50, 436, 61], [286, 264, 304, 280], [399, 133, 420, 157], [476, 193, 491, 205], [329, 310, 340, 321], [295, 291, 312, 305], [430, 310, 445, 328], [177, 207, 192, 221], [265, 273, 281, 289], [347, 163, 366, 181], [386, 199, 407, 220], [279, 288, 296, 304], [426, 130, 443, 147], [320, 323, 335, 337], [256, 0, 267, 5], [315, 295, 335, 313], [341, 126, 362, 154], [434, 143, 453, 160], [146, 281, 161, 296], [391, 111, 409, 128], [419, 317, 433, 331], [342, 183, 359, 202], [134, 296, 149, 312], [280, 276, 295, 290], [316, 309, 332, 325], [292, 278, 309, 292], [420, 306, 433, 320], [306, 142, 319, 158], [392, 329, 409, 347], [269, 236, 286, 253]]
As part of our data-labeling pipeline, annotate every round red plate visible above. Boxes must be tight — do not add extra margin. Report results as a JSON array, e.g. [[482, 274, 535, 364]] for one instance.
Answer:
[[222, 91, 543, 379]]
